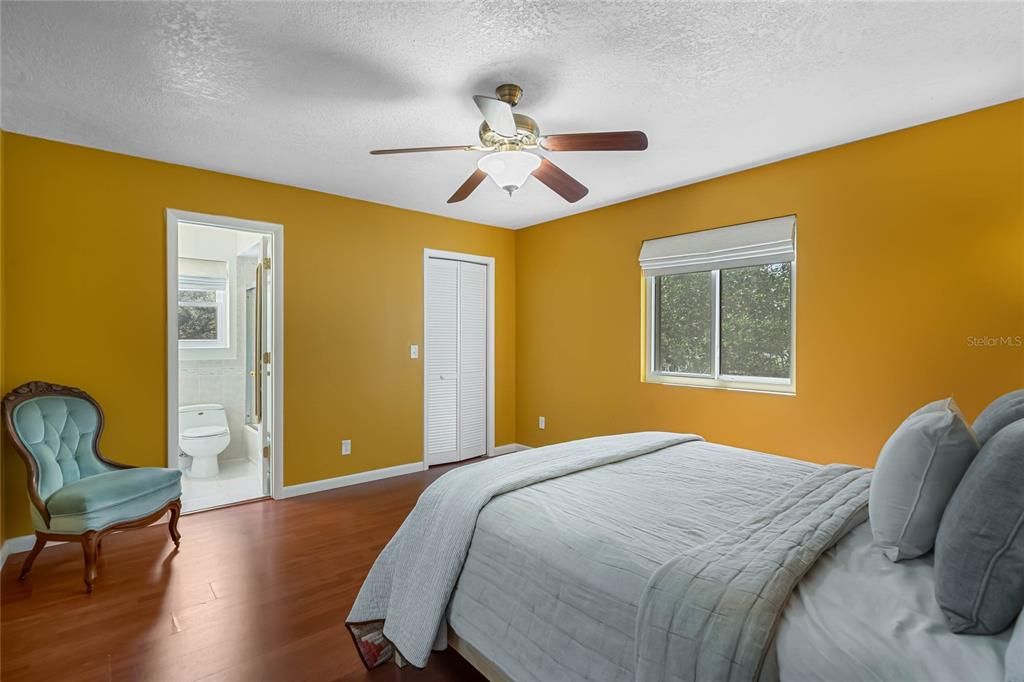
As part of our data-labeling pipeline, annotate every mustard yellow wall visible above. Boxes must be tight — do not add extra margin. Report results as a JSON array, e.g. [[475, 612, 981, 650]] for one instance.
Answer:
[[2, 100, 1021, 538], [1, 133, 516, 538], [515, 100, 1024, 467]]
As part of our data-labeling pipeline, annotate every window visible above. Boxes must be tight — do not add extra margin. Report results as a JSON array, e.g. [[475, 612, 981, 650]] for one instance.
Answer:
[[641, 216, 795, 393], [654, 271, 713, 375], [178, 258, 229, 349]]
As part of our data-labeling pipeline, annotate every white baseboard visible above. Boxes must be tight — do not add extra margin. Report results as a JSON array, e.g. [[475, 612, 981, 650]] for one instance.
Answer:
[[491, 443, 531, 456], [1, 533, 44, 567], [279, 461, 426, 499]]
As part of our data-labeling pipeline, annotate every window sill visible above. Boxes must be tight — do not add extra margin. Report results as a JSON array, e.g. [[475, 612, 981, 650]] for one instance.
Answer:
[[645, 374, 796, 396]]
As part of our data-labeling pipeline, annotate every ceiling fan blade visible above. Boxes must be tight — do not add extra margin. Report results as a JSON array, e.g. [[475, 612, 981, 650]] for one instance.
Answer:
[[531, 158, 589, 203], [473, 95, 517, 137], [447, 169, 489, 204], [539, 131, 649, 152], [370, 145, 475, 155]]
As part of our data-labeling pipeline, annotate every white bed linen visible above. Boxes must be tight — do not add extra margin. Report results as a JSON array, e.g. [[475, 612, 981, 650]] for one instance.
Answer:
[[777, 522, 1010, 682]]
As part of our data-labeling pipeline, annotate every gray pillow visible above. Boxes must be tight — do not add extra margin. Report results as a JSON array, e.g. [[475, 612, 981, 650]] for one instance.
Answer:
[[869, 398, 979, 561], [975, 388, 1024, 446], [1008, 613, 1023, 682], [935, 418, 1024, 635]]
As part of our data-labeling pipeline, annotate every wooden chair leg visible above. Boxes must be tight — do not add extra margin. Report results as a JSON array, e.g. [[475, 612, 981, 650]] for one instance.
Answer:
[[168, 499, 182, 547], [19, 535, 47, 580], [81, 531, 99, 593]]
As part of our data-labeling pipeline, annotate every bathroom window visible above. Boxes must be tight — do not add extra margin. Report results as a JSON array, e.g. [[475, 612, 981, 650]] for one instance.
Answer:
[[178, 258, 229, 349]]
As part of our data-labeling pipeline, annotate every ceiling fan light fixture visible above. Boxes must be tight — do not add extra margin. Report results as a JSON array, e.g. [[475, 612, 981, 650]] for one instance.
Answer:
[[477, 151, 541, 196], [372, 84, 644, 204]]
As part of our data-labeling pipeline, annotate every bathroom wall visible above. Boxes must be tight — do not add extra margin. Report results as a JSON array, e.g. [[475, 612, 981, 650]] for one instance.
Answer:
[[178, 224, 262, 463]]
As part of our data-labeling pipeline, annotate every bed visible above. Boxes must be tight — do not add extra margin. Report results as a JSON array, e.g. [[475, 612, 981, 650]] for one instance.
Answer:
[[777, 522, 1009, 681], [346, 432, 1011, 682]]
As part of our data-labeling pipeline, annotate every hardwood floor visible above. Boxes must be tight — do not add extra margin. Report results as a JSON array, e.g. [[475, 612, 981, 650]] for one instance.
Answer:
[[1, 463, 485, 682]]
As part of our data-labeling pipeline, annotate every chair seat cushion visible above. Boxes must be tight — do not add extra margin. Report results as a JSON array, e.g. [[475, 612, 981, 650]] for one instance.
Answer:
[[45, 467, 182, 533]]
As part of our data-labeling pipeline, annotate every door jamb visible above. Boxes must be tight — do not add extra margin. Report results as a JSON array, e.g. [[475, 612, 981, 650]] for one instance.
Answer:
[[166, 209, 286, 500], [422, 248, 496, 467]]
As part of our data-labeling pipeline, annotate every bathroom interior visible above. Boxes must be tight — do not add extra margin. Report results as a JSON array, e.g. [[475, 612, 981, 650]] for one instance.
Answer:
[[177, 222, 269, 513]]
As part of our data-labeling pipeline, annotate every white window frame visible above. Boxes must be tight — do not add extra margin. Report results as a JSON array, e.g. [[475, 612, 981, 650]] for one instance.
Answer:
[[177, 273, 230, 350], [645, 261, 797, 395]]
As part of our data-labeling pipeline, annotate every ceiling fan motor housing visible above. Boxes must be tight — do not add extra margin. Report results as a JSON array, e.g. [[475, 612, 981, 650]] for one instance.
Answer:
[[495, 83, 524, 106], [478, 113, 540, 150]]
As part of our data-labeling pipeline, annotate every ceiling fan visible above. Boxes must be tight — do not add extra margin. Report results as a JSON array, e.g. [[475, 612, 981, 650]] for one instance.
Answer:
[[370, 83, 648, 204]]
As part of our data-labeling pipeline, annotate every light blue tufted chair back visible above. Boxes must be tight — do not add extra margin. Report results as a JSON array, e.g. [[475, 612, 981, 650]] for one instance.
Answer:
[[11, 396, 114, 501]]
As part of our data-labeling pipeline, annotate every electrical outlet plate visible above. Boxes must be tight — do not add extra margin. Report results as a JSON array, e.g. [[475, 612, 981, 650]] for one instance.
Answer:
[[342, 439, 352, 456], [410, 344, 419, 359], [538, 416, 546, 430]]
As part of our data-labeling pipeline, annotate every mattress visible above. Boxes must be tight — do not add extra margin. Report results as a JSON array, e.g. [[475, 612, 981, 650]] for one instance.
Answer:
[[777, 521, 1010, 682], [446, 440, 817, 682]]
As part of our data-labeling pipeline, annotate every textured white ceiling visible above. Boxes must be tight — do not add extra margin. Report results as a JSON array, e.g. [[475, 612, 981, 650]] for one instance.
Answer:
[[2, 2, 1021, 229]]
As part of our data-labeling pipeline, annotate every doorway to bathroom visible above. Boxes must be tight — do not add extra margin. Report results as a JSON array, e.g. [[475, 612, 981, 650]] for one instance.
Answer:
[[166, 210, 284, 513]]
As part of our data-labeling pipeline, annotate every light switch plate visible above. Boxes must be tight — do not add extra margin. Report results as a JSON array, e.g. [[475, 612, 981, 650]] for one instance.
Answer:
[[410, 344, 419, 359]]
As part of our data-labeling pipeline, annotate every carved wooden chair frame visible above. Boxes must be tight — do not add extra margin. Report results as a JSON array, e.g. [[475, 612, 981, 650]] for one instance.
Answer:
[[2, 381, 181, 592]]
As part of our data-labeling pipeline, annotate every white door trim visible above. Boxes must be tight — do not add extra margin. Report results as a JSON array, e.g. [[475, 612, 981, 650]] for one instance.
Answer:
[[166, 209, 286, 500], [423, 248, 496, 466]]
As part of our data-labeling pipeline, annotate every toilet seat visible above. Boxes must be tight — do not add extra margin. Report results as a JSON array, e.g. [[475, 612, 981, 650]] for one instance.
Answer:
[[182, 425, 229, 439]]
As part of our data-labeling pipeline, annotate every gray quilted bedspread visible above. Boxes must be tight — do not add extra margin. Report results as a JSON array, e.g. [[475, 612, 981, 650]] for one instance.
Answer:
[[634, 464, 871, 682], [347, 432, 700, 668], [446, 440, 830, 681], [348, 432, 870, 681]]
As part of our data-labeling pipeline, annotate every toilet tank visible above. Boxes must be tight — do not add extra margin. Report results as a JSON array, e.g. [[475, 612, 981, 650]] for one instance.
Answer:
[[179, 403, 228, 430]]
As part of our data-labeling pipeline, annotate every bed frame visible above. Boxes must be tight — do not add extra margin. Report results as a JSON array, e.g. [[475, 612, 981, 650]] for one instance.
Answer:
[[447, 627, 512, 682], [397, 624, 781, 682], [392, 625, 510, 682]]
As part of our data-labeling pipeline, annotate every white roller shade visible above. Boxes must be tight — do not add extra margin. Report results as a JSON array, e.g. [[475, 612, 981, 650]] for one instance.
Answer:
[[639, 215, 795, 276], [179, 258, 228, 290], [179, 257, 227, 279]]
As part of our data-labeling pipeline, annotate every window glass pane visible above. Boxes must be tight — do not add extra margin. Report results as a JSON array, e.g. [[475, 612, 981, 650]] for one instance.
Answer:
[[179, 289, 216, 304], [178, 305, 218, 340], [720, 263, 792, 379], [656, 272, 713, 375]]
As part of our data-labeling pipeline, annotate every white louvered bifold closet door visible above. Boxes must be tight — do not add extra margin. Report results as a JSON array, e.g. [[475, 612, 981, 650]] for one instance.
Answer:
[[425, 258, 460, 464], [458, 262, 487, 459], [425, 257, 488, 465]]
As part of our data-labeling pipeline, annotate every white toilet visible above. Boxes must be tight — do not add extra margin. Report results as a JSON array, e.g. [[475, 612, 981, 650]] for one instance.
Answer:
[[179, 404, 231, 478]]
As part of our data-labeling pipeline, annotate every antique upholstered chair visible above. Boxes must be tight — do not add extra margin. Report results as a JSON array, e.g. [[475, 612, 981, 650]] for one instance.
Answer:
[[2, 381, 183, 592]]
